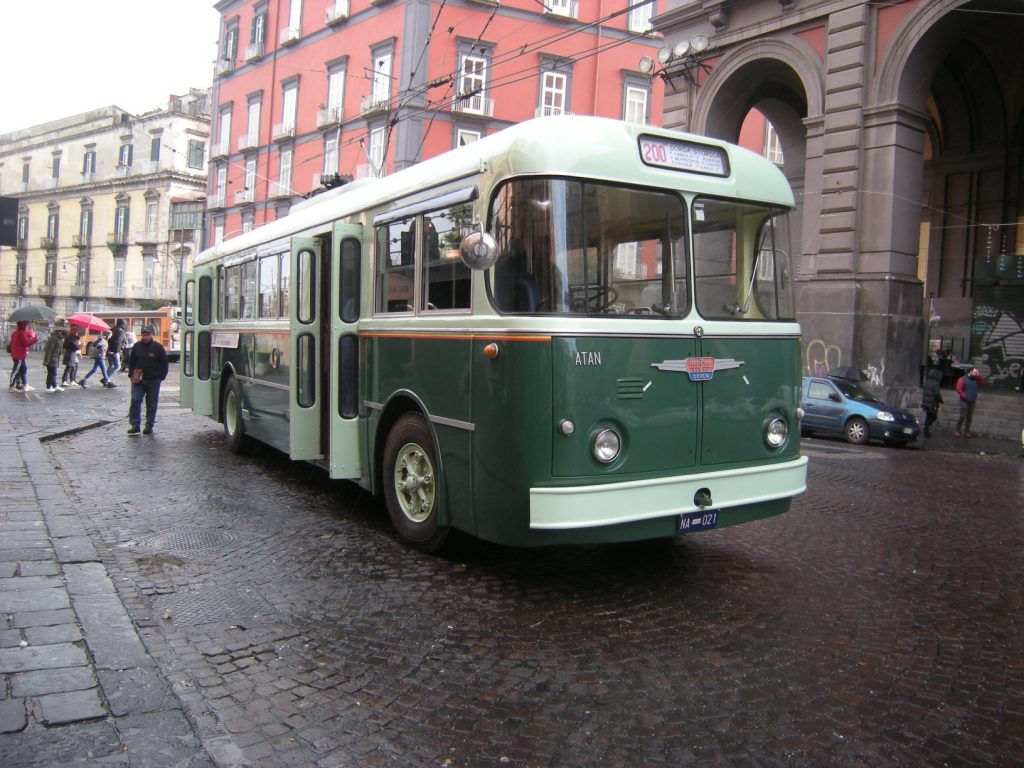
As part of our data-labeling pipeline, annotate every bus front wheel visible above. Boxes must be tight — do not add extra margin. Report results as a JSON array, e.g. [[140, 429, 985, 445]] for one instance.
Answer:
[[223, 376, 250, 455], [383, 413, 449, 552]]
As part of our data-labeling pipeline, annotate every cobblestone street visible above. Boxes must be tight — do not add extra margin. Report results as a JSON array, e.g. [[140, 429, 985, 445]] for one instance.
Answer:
[[2, 368, 1023, 766]]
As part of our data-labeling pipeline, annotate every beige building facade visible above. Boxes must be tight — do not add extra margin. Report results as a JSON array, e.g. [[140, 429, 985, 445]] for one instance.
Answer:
[[654, 0, 1024, 399], [0, 92, 211, 322]]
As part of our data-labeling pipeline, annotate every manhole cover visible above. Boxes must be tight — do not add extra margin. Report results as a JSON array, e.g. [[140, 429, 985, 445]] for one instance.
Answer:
[[138, 526, 236, 553], [152, 583, 276, 626]]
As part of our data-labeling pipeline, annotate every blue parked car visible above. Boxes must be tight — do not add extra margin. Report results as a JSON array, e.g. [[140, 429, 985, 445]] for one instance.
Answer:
[[800, 375, 920, 446]]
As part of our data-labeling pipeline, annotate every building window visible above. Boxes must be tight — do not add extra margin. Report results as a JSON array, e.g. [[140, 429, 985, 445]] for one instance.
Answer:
[[114, 198, 130, 243], [456, 53, 488, 114], [145, 201, 159, 238], [278, 147, 293, 195], [187, 139, 205, 169], [51, 153, 60, 180], [17, 214, 28, 244], [76, 257, 87, 286], [45, 259, 57, 286], [82, 150, 96, 178], [79, 208, 92, 240], [222, 23, 238, 61], [251, 6, 266, 45], [539, 70, 568, 116], [370, 48, 392, 107], [47, 208, 59, 241], [215, 165, 227, 206], [456, 128, 481, 148], [242, 210, 255, 233], [218, 108, 232, 153], [143, 257, 156, 289], [765, 120, 784, 165], [119, 143, 133, 168], [114, 259, 126, 289], [21, 161, 30, 185], [324, 62, 346, 123], [368, 126, 385, 177], [246, 98, 261, 147], [628, 0, 654, 33], [281, 80, 298, 134], [213, 217, 225, 245], [171, 200, 204, 231], [244, 156, 257, 201], [623, 81, 649, 125], [544, 0, 576, 19]]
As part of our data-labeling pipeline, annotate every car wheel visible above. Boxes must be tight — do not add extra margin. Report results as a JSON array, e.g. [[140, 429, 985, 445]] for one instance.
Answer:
[[383, 413, 449, 553], [223, 375, 250, 455], [845, 417, 869, 445]]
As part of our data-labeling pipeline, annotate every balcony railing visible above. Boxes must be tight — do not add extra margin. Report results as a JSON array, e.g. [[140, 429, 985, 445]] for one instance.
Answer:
[[360, 94, 390, 114], [215, 58, 235, 76], [15, 238, 27, 250], [135, 229, 160, 244], [268, 181, 293, 198], [272, 122, 296, 142], [237, 134, 259, 152], [71, 234, 90, 248], [453, 96, 494, 117], [208, 193, 227, 209], [317, 105, 343, 127], [279, 25, 300, 46], [37, 284, 56, 297], [543, 0, 578, 19], [40, 236, 56, 249], [11, 282, 27, 296], [234, 188, 254, 205], [325, 0, 349, 24], [245, 41, 264, 62], [107, 231, 129, 246], [70, 283, 89, 297], [210, 139, 230, 159]]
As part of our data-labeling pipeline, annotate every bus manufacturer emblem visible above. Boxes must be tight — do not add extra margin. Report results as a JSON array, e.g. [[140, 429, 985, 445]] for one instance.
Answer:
[[650, 357, 745, 381]]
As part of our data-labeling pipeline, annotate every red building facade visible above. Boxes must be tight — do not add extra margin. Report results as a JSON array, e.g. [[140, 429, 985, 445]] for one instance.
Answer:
[[208, 0, 665, 244]]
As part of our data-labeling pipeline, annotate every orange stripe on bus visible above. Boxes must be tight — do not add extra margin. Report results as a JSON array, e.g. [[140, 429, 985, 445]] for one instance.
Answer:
[[361, 332, 551, 342]]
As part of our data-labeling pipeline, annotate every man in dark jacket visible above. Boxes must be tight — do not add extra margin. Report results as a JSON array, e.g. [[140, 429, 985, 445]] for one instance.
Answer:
[[126, 325, 169, 436], [107, 319, 127, 377], [921, 367, 943, 437]]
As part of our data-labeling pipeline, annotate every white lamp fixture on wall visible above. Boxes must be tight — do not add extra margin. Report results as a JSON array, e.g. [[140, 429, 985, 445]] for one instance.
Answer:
[[639, 34, 713, 87]]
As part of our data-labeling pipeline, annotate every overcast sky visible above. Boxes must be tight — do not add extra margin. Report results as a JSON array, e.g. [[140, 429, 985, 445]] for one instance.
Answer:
[[0, 0, 221, 135]]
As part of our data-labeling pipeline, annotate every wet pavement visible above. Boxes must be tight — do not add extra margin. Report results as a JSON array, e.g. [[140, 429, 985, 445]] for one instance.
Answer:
[[1, 365, 1023, 766]]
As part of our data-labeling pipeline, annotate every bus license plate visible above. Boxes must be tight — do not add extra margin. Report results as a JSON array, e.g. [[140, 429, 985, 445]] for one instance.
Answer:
[[678, 510, 719, 534]]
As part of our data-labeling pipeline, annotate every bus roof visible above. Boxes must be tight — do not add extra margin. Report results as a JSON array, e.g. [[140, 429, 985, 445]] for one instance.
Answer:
[[196, 115, 793, 268]]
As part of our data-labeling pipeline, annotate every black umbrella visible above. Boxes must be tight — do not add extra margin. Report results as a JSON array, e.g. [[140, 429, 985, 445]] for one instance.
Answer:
[[828, 366, 867, 381], [8, 304, 57, 323]]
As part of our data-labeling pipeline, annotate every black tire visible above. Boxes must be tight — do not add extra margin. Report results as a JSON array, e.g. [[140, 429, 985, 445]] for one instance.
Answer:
[[844, 416, 869, 445], [382, 413, 449, 552], [223, 376, 251, 455]]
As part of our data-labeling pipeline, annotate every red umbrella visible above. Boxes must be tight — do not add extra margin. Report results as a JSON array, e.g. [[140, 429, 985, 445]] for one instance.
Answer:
[[66, 313, 110, 333]]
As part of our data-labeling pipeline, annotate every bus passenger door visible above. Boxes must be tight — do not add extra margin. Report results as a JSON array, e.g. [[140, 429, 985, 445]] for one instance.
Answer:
[[329, 223, 363, 479], [192, 267, 217, 418], [179, 273, 195, 409], [289, 238, 324, 460]]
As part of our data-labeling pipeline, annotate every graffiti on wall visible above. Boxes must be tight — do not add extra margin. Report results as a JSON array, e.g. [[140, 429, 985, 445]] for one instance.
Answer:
[[973, 308, 1024, 386], [805, 338, 887, 386]]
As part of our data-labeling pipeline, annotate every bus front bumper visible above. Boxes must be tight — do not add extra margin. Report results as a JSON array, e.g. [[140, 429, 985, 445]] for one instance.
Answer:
[[529, 456, 808, 530]]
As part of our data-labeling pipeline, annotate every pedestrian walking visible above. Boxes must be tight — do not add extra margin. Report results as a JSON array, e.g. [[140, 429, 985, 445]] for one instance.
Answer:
[[921, 367, 943, 437], [61, 327, 82, 387], [8, 320, 39, 392], [120, 328, 136, 372], [127, 324, 168, 435], [42, 320, 68, 393], [79, 330, 114, 388], [107, 319, 127, 377], [953, 367, 984, 437]]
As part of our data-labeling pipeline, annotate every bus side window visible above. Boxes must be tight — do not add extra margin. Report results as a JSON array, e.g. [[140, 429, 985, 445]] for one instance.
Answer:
[[375, 218, 414, 313], [422, 205, 472, 312], [340, 237, 360, 323]]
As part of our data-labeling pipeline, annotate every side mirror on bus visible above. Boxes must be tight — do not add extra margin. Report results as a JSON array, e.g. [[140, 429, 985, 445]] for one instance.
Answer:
[[460, 228, 498, 270]]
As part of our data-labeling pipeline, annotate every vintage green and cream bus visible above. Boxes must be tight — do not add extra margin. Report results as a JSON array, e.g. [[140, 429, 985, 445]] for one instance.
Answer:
[[181, 116, 807, 550]]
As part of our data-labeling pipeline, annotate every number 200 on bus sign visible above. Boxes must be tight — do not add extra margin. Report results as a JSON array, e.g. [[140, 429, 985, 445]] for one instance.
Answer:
[[638, 136, 729, 177]]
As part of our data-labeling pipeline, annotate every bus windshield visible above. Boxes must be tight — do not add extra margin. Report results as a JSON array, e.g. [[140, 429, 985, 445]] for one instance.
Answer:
[[489, 178, 690, 317], [692, 197, 795, 321]]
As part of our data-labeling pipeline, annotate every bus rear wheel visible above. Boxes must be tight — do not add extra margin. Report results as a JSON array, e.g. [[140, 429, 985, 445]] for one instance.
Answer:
[[383, 413, 449, 552], [223, 376, 250, 455]]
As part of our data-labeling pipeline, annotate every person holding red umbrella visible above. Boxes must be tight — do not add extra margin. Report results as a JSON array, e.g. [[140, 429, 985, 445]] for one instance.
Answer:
[[8, 321, 39, 391]]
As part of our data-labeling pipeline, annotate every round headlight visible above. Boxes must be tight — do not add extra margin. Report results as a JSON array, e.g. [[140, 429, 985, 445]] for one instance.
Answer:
[[765, 417, 788, 448], [593, 428, 621, 463]]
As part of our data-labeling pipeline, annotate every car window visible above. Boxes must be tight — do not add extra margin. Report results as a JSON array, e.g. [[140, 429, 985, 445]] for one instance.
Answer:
[[808, 380, 835, 400]]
